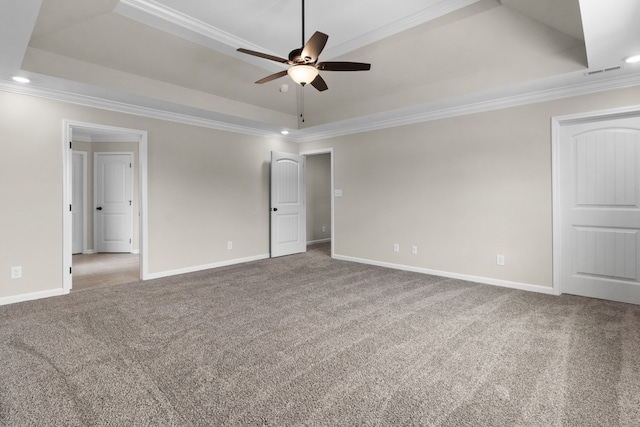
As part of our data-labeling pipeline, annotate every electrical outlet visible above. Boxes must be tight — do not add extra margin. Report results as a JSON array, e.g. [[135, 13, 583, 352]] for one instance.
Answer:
[[322, 226, 326, 233], [227, 241, 233, 250], [11, 266, 22, 279], [496, 254, 505, 266], [411, 246, 418, 255], [393, 243, 400, 253]]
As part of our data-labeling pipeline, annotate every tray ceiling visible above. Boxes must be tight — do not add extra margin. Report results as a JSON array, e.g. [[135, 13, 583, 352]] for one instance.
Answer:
[[1, 0, 640, 140]]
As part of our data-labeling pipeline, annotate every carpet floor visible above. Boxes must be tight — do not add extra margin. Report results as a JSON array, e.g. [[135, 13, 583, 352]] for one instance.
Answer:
[[1, 244, 639, 426]]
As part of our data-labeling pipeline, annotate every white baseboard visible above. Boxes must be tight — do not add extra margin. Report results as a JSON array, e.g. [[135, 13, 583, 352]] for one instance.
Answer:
[[83, 250, 139, 254], [145, 253, 270, 280], [308, 238, 331, 245], [0, 288, 69, 306], [333, 254, 555, 295]]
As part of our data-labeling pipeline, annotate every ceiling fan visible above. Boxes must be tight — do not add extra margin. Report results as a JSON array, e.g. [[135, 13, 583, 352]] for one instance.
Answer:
[[236, 0, 371, 91]]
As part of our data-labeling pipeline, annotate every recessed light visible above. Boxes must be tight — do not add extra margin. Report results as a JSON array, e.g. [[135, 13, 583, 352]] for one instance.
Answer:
[[12, 76, 30, 83], [281, 130, 290, 135], [623, 55, 640, 64]]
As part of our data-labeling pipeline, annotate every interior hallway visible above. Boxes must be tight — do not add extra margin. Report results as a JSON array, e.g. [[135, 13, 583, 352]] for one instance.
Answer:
[[72, 253, 140, 291]]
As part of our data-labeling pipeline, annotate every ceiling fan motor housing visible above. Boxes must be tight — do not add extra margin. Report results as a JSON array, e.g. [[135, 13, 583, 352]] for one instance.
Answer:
[[288, 48, 312, 64]]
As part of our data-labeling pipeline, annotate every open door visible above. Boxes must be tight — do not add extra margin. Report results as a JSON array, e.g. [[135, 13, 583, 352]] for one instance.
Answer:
[[271, 151, 306, 257], [557, 116, 640, 304], [72, 151, 86, 254]]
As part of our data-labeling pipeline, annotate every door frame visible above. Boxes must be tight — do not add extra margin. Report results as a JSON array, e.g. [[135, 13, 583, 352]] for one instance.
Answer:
[[551, 104, 640, 296], [300, 148, 335, 258], [72, 150, 87, 254], [93, 151, 134, 254], [62, 120, 148, 293]]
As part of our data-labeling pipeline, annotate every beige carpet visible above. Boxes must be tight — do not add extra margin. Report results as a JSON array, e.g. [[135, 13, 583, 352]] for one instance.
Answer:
[[1, 244, 639, 426]]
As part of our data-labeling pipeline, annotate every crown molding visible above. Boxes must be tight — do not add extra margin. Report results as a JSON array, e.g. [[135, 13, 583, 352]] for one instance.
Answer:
[[115, 0, 284, 73], [116, 0, 482, 63], [2, 69, 640, 144], [323, 0, 482, 59], [293, 70, 640, 142], [0, 78, 289, 140], [116, 0, 261, 52]]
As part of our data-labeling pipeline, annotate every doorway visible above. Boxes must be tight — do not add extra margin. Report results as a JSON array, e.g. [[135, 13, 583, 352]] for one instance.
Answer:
[[553, 109, 640, 305], [302, 148, 334, 258], [63, 121, 148, 293], [72, 151, 87, 254]]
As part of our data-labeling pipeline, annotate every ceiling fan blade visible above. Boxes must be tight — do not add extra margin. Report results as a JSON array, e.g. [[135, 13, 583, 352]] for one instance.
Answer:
[[237, 48, 289, 64], [255, 70, 288, 84], [301, 31, 329, 63], [310, 74, 328, 91], [317, 62, 371, 71]]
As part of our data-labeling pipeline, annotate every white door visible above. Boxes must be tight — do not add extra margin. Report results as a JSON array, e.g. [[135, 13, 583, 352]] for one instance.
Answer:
[[558, 117, 640, 304], [95, 153, 133, 253], [72, 151, 85, 254], [271, 151, 306, 257]]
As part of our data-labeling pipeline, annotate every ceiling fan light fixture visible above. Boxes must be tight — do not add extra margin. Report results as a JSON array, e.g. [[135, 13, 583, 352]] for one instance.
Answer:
[[287, 65, 318, 85]]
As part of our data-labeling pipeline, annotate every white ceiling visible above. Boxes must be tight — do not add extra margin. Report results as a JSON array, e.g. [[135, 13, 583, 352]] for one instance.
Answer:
[[2, 0, 640, 141]]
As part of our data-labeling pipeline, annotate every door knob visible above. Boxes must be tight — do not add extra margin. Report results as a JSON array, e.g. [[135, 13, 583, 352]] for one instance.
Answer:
[[96, 207, 103, 211], [272, 207, 278, 212]]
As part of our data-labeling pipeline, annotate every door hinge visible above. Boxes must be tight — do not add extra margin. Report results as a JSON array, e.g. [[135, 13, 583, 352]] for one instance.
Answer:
[[130, 163, 132, 168], [69, 141, 72, 149], [129, 238, 132, 244], [129, 200, 132, 206], [69, 266, 72, 275], [69, 204, 72, 212]]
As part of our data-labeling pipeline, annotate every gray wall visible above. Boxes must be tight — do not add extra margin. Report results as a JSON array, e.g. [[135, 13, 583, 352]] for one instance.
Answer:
[[299, 86, 640, 289], [2, 84, 640, 301], [0, 92, 296, 299]]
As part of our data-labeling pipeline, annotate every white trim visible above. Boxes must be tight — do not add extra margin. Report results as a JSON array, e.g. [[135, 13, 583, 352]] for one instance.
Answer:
[[132, 249, 140, 255], [4, 71, 640, 144], [551, 103, 640, 126], [550, 104, 640, 297], [116, 0, 481, 61], [71, 150, 88, 255], [0, 288, 68, 307], [301, 148, 335, 258], [63, 120, 149, 294], [63, 122, 72, 291], [551, 118, 563, 296], [294, 72, 640, 143], [73, 133, 140, 143], [333, 254, 556, 296], [324, 0, 481, 59], [145, 254, 270, 280], [116, 0, 274, 56], [1, 80, 277, 139]]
